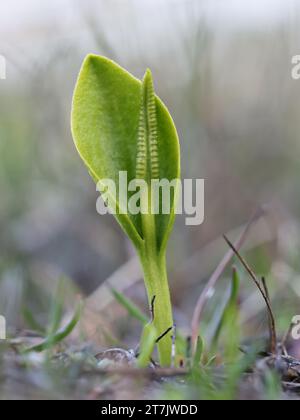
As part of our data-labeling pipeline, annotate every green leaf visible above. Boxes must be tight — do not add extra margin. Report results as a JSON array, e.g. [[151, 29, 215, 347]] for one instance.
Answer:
[[111, 288, 148, 325], [192, 335, 204, 368], [71, 55, 180, 252], [24, 301, 82, 353], [47, 279, 65, 336], [72, 55, 181, 366]]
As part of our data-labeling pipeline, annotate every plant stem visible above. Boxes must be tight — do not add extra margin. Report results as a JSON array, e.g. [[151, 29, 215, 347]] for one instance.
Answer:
[[138, 185, 173, 366], [139, 249, 173, 366]]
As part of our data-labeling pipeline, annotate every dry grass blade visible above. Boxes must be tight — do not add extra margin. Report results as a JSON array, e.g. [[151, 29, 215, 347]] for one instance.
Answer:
[[223, 235, 277, 354]]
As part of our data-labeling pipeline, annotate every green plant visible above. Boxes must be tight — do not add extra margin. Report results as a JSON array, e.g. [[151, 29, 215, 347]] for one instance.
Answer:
[[71, 55, 180, 366], [24, 280, 82, 353]]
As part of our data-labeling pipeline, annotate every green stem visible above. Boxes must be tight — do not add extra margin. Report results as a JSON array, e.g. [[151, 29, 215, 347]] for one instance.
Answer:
[[139, 248, 173, 367]]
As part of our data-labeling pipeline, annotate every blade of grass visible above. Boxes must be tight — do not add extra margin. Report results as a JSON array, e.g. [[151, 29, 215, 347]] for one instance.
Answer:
[[24, 301, 82, 353], [111, 289, 148, 325], [22, 307, 45, 335], [211, 266, 240, 353], [192, 335, 204, 368]]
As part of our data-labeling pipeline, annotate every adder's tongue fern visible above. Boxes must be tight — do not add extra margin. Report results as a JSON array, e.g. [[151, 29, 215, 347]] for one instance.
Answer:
[[71, 55, 180, 366], [136, 70, 159, 181]]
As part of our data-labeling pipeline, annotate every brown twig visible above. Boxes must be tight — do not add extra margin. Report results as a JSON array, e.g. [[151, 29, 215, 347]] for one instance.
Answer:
[[223, 234, 277, 354], [261, 277, 275, 354], [191, 207, 264, 351]]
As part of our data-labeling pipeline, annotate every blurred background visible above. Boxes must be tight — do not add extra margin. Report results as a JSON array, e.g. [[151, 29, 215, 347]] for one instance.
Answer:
[[1, 0, 300, 354]]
